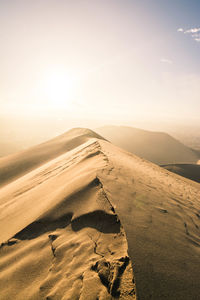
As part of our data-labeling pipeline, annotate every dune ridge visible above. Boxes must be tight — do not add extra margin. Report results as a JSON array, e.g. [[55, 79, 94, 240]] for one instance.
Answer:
[[0, 128, 106, 188], [0, 128, 200, 299], [0, 137, 135, 300]]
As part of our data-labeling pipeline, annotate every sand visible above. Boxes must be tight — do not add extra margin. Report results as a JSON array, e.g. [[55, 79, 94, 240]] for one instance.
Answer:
[[0, 128, 105, 188], [96, 126, 199, 164], [0, 128, 200, 299]]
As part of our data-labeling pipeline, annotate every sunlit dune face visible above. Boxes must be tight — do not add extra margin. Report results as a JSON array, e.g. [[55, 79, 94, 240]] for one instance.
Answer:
[[41, 69, 76, 107]]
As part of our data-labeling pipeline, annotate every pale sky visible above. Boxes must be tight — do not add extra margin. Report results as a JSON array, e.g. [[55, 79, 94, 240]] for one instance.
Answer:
[[0, 0, 200, 126]]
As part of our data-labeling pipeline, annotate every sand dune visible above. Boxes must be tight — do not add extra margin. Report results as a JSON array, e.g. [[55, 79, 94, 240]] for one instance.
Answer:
[[162, 163, 200, 183], [96, 125, 199, 165], [0, 128, 200, 299], [0, 128, 105, 188]]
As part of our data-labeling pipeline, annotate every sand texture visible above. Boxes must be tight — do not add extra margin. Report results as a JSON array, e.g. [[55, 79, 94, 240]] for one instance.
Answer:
[[0, 128, 200, 299], [0, 128, 105, 188]]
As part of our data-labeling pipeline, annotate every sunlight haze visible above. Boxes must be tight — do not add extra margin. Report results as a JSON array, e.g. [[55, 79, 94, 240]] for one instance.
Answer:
[[0, 0, 200, 156], [1, 0, 200, 123]]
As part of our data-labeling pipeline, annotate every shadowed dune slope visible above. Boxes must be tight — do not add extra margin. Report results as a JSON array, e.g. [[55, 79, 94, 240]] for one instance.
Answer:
[[162, 163, 200, 183], [191, 148, 200, 159], [0, 130, 200, 299], [96, 125, 199, 165], [0, 128, 105, 187]]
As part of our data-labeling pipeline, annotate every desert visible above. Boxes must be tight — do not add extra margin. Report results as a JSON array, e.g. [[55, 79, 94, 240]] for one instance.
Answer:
[[1, 1, 200, 299], [1, 128, 200, 299]]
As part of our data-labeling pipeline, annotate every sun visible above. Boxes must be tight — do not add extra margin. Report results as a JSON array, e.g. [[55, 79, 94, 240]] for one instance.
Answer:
[[42, 68, 76, 107]]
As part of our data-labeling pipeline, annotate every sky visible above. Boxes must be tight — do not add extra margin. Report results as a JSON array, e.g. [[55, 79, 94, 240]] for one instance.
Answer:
[[0, 0, 200, 130]]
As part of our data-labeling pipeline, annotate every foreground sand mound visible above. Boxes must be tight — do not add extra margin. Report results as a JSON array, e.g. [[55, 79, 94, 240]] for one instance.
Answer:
[[0, 139, 135, 300], [0, 129, 200, 299]]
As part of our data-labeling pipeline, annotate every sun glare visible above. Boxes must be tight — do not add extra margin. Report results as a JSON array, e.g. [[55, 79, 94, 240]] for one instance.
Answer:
[[42, 69, 76, 107]]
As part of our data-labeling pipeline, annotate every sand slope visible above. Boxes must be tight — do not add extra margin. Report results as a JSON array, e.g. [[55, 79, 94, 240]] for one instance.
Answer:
[[96, 126, 199, 165], [0, 136, 135, 300], [0, 128, 105, 188], [0, 128, 200, 299]]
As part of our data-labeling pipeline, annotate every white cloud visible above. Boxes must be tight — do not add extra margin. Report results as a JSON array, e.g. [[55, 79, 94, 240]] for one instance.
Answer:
[[178, 27, 200, 43], [160, 58, 173, 64], [184, 28, 200, 34]]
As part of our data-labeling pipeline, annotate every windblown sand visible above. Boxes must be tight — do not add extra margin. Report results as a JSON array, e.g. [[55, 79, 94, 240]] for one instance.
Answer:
[[0, 128, 200, 299]]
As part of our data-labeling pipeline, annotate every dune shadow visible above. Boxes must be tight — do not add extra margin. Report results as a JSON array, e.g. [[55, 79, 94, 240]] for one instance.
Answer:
[[14, 210, 121, 240], [71, 210, 121, 233], [14, 213, 73, 240]]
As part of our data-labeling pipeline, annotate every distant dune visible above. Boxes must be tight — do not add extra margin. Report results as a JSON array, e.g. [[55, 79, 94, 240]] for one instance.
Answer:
[[96, 126, 199, 165], [192, 148, 200, 158], [0, 128, 200, 299], [0, 141, 23, 157], [162, 163, 200, 183]]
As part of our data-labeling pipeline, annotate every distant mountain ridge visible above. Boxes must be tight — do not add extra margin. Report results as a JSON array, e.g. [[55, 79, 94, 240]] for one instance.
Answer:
[[96, 125, 199, 165]]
